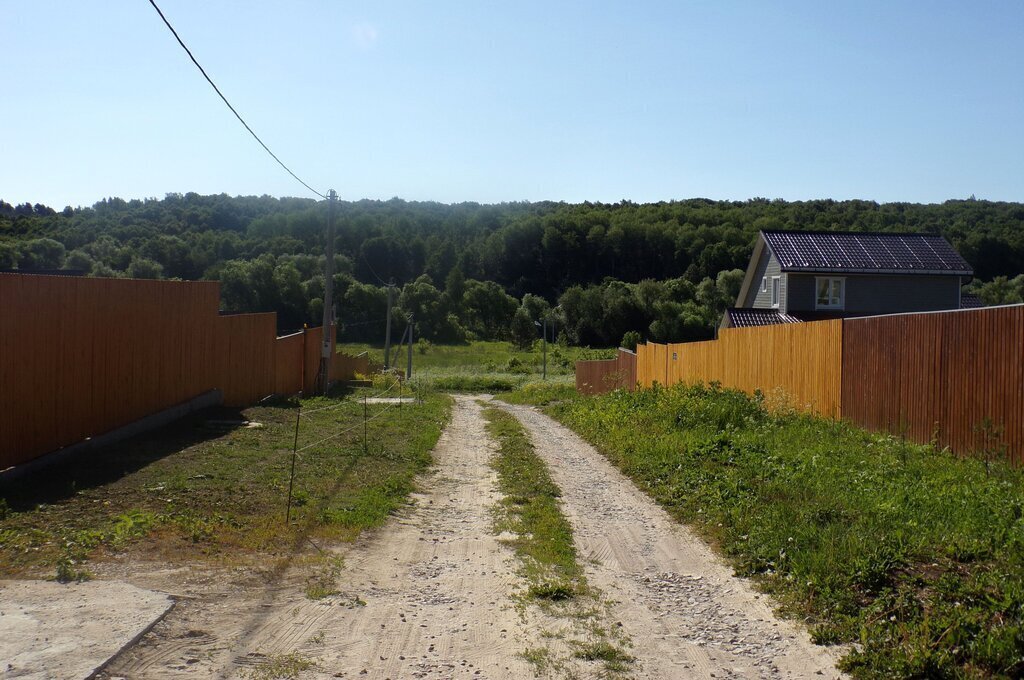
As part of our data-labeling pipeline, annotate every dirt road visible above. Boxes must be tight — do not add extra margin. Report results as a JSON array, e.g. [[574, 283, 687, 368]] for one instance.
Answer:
[[99, 395, 842, 679], [498, 402, 845, 679]]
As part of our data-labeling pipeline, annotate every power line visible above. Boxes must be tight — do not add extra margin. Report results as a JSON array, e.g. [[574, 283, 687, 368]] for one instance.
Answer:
[[146, 0, 327, 200], [360, 251, 389, 286]]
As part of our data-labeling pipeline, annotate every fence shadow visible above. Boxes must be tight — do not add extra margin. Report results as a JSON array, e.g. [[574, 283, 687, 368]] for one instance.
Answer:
[[0, 406, 245, 511]]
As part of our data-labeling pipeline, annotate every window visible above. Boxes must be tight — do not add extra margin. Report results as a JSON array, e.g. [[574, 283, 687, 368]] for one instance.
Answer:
[[771, 276, 781, 308], [815, 277, 845, 309], [761, 277, 768, 293]]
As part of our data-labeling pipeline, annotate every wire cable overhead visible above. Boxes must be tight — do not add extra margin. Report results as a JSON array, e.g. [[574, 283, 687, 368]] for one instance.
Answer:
[[146, 0, 327, 200]]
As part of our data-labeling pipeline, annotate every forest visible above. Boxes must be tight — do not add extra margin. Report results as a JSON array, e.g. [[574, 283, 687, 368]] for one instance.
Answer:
[[2, 193, 1023, 347]]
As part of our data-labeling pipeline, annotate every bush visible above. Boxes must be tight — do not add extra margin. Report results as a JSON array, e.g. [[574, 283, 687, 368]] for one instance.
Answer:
[[621, 330, 641, 351]]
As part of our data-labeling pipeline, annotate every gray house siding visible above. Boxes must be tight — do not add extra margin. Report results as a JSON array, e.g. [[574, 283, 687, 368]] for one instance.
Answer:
[[785, 274, 961, 313], [747, 251, 783, 308]]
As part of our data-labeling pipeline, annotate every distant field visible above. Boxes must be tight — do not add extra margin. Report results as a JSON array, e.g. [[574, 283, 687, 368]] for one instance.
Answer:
[[338, 340, 616, 392]]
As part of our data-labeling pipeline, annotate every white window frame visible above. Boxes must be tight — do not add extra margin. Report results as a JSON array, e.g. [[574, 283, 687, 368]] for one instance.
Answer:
[[761, 276, 768, 293], [815, 276, 845, 310], [770, 276, 781, 308]]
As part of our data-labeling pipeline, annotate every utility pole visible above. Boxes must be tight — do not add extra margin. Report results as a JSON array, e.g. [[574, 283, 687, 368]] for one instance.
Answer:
[[317, 189, 337, 395], [406, 313, 414, 380], [542, 317, 547, 380], [384, 279, 394, 370], [534, 319, 547, 380]]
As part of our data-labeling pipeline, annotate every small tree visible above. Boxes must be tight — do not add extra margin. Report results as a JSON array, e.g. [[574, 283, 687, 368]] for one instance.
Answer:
[[621, 330, 641, 351], [510, 306, 537, 350]]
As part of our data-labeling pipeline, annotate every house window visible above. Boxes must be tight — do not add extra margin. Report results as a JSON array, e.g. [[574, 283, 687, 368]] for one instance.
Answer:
[[771, 276, 781, 308], [815, 277, 845, 309], [761, 277, 767, 293]]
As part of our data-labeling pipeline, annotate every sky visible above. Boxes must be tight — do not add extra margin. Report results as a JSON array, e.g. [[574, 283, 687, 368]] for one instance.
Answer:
[[2, 1, 1022, 208]]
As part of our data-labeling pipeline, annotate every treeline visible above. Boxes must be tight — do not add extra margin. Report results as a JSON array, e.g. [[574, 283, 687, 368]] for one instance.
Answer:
[[1, 194, 1023, 346]]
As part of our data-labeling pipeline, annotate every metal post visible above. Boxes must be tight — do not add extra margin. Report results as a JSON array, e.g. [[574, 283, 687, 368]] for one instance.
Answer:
[[318, 189, 337, 394], [384, 280, 394, 369], [542, 317, 547, 380], [362, 395, 368, 455], [406, 314, 414, 379], [286, 404, 302, 523]]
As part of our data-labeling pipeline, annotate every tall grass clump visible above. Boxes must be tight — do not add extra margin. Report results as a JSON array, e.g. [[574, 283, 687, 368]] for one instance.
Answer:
[[520, 382, 1024, 679]]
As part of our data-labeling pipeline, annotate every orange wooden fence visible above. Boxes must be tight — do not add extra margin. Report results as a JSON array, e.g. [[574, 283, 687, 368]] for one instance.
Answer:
[[631, 306, 1024, 462], [576, 349, 637, 395], [637, 320, 843, 418], [0, 273, 363, 470]]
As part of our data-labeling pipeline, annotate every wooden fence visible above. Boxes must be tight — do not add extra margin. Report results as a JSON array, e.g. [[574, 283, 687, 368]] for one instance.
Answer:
[[632, 305, 1024, 463], [842, 305, 1024, 464], [641, 321, 843, 418], [0, 273, 364, 470], [576, 349, 637, 395]]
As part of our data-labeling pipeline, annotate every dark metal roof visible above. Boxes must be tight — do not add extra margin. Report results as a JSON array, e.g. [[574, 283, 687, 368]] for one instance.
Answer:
[[726, 308, 802, 328], [761, 230, 973, 276], [960, 293, 984, 309]]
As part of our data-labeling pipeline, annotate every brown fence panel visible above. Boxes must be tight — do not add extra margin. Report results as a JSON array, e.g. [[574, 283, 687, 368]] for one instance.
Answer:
[[332, 352, 370, 381], [274, 332, 305, 395], [0, 274, 227, 468], [843, 306, 1024, 463], [576, 349, 637, 395]]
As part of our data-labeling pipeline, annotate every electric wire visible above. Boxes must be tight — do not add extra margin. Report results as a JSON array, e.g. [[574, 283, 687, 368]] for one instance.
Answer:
[[299, 379, 399, 417], [360, 251, 389, 286], [146, 0, 327, 200], [295, 400, 400, 453]]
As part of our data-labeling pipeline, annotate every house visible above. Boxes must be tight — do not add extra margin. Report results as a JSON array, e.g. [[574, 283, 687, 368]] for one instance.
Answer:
[[722, 230, 975, 329]]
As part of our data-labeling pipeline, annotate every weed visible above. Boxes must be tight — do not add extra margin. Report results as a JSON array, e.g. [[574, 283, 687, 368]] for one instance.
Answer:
[[304, 556, 343, 600], [571, 640, 634, 670], [54, 555, 91, 583], [242, 651, 316, 680]]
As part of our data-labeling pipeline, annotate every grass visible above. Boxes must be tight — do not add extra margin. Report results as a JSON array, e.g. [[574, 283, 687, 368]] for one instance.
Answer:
[[482, 406, 584, 599], [502, 381, 1024, 679], [242, 651, 316, 679], [481, 404, 632, 674], [0, 385, 451, 579], [340, 340, 614, 392]]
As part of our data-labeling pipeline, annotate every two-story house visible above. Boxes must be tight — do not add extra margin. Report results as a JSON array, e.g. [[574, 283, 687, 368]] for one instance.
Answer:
[[721, 230, 979, 329]]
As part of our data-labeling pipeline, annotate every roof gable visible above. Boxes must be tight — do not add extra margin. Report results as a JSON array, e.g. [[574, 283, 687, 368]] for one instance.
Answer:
[[761, 230, 972, 276]]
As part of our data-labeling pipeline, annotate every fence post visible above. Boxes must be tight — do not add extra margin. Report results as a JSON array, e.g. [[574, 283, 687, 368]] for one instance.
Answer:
[[286, 404, 302, 523], [363, 395, 368, 455]]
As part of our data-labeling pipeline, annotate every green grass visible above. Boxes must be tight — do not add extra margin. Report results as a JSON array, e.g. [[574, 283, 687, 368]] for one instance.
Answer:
[[339, 340, 614, 392], [0, 386, 451, 578], [481, 403, 632, 674], [242, 651, 316, 679], [503, 382, 1024, 679], [482, 406, 584, 598]]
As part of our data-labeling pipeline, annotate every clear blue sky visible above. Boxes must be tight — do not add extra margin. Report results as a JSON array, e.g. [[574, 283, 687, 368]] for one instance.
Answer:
[[2, 1, 1022, 208]]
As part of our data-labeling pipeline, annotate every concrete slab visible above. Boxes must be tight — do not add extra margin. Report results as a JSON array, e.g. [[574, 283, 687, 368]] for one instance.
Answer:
[[0, 580, 174, 680]]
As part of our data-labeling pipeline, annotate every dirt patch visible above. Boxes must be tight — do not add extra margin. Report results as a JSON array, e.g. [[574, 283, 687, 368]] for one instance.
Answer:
[[499, 401, 847, 679]]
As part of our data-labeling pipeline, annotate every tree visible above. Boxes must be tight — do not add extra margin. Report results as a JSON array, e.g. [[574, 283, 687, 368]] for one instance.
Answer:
[[126, 256, 163, 279], [510, 306, 537, 350], [18, 238, 65, 269]]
